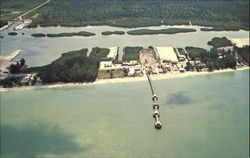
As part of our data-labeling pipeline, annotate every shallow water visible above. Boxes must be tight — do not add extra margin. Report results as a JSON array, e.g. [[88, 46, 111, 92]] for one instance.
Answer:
[[0, 24, 249, 66], [1, 70, 249, 158]]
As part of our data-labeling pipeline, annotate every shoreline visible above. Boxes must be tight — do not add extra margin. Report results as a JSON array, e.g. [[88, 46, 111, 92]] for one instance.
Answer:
[[19, 21, 248, 31], [0, 66, 248, 92], [0, 21, 13, 31]]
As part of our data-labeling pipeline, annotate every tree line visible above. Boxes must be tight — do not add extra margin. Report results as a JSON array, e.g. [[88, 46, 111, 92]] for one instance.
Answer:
[[185, 46, 249, 72], [22, 0, 249, 29]]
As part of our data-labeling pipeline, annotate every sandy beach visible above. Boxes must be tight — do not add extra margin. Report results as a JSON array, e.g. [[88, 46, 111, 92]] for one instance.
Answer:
[[0, 66, 248, 92]]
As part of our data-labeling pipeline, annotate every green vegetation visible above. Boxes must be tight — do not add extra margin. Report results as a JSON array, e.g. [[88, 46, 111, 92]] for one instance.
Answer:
[[185, 47, 208, 60], [102, 31, 125, 35], [97, 69, 125, 79], [9, 58, 26, 74], [46, 31, 95, 37], [207, 37, 233, 48], [17, 0, 248, 29], [184, 62, 195, 71], [0, 0, 45, 11], [30, 32, 95, 37], [237, 46, 249, 64], [177, 48, 186, 55], [51, 48, 88, 65], [205, 49, 237, 71], [1, 0, 249, 30], [111, 17, 164, 28], [38, 57, 99, 83], [0, 76, 23, 88], [127, 28, 196, 35], [35, 48, 100, 83], [122, 47, 143, 61], [185, 47, 237, 71], [89, 47, 110, 59], [0, 0, 46, 20], [31, 33, 46, 37], [0, 20, 8, 27], [22, 48, 102, 83], [200, 27, 240, 32], [8, 32, 17, 36], [22, 49, 89, 74]]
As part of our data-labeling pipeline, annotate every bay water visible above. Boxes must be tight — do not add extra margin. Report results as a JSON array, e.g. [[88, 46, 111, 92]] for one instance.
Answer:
[[0, 24, 249, 66]]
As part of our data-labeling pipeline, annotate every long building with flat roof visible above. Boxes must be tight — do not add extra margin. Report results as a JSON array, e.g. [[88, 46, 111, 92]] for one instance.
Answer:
[[155, 47, 178, 63]]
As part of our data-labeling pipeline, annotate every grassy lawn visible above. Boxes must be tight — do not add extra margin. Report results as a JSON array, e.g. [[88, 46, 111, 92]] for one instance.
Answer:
[[185, 47, 207, 60], [97, 69, 125, 79], [177, 48, 186, 55], [122, 47, 143, 61]]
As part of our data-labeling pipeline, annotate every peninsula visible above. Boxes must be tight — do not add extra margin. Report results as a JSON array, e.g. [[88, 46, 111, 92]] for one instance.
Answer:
[[0, 37, 249, 88]]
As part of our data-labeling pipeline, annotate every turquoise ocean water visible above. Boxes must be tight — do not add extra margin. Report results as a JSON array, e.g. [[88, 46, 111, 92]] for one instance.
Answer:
[[0, 70, 249, 158]]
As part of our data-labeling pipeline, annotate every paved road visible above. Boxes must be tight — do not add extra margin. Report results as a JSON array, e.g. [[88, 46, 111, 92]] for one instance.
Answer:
[[16, 0, 51, 20]]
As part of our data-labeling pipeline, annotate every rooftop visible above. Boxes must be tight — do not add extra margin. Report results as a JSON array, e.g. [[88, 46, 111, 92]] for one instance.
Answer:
[[107, 47, 118, 59], [155, 47, 178, 62]]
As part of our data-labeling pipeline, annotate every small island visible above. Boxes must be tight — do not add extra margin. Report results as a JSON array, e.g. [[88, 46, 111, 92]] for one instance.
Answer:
[[102, 31, 125, 35], [127, 28, 196, 35], [8, 32, 18, 36], [31, 33, 46, 37], [207, 37, 233, 48], [46, 31, 95, 37], [200, 27, 240, 32]]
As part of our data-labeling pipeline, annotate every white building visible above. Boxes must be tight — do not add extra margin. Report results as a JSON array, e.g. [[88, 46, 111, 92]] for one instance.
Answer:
[[99, 61, 113, 69], [122, 60, 138, 66], [107, 47, 118, 59], [155, 47, 178, 63], [128, 67, 142, 76]]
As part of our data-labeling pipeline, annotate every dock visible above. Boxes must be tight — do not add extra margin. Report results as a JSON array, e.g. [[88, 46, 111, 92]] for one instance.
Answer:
[[146, 72, 162, 129], [14, 20, 32, 30], [0, 50, 21, 61], [0, 50, 21, 79]]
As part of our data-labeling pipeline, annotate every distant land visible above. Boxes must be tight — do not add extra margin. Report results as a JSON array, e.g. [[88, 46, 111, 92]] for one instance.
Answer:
[[0, 0, 249, 30]]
